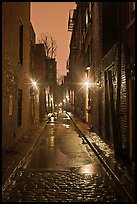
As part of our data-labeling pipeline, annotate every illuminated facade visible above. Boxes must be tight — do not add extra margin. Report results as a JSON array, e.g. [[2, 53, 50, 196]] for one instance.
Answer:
[[30, 23, 36, 125], [2, 2, 31, 152]]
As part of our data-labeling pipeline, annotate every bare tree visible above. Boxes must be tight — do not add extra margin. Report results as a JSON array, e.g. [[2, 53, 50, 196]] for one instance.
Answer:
[[38, 33, 57, 59], [57, 76, 64, 85]]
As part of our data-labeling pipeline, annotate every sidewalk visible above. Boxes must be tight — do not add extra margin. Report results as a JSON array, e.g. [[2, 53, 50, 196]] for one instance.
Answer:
[[2, 116, 50, 187], [69, 113, 135, 202]]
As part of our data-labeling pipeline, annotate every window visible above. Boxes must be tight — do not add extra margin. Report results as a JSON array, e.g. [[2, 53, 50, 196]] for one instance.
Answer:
[[19, 22, 23, 65], [18, 89, 22, 127]]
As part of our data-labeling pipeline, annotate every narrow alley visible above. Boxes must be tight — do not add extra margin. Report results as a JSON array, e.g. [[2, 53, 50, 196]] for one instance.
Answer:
[[2, 2, 135, 202]]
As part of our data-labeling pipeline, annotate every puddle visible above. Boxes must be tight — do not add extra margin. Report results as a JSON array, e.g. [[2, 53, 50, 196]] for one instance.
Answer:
[[75, 163, 104, 175]]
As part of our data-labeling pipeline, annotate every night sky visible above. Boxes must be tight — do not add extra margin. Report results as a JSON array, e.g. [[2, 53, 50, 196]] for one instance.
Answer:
[[31, 2, 76, 78]]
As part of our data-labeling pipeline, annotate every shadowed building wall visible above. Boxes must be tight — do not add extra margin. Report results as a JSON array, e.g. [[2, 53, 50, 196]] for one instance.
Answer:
[[68, 2, 135, 161], [33, 44, 46, 121]]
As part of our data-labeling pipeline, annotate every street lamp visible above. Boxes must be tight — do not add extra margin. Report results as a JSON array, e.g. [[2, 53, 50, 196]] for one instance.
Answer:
[[86, 66, 90, 71], [31, 80, 37, 89], [84, 80, 90, 88]]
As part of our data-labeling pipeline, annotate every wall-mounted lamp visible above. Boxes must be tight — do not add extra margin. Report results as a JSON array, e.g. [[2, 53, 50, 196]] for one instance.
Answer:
[[86, 66, 90, 71], [66, 93, 70, 100], [32, 81, 37, 87], [96, 80, 101, 87], [31, 80, 37, 89], [84, 80, 90, 88]]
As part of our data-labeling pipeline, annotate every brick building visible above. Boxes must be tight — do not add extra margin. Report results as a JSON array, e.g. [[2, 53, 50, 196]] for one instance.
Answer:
[[2, 2, 32, 152], [30, 22, 36, 125], [45, 58, 57, 113], [68, 2, 135, 162], [33, 44, 47, 122]]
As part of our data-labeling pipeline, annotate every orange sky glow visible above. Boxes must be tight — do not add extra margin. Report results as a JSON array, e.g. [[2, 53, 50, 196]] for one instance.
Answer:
[[30, 2, 76, 78]]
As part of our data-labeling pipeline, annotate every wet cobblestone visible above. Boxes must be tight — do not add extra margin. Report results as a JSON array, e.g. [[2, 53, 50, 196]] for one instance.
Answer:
[[2, 112, 134, 202], [70, 116, 135, 201], [2, 169, 127, 202]]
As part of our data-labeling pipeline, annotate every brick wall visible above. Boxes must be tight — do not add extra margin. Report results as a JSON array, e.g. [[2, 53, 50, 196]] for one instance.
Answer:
[[2, 2, 31, 152], [91, 43, 128, 150], [88, 3, 128, 152]]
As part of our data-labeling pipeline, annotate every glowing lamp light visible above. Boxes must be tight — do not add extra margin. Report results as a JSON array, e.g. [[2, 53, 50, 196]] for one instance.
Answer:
[[86, 66, 90, 71], [59, 102, 62, 107], [84, 81, 89, 88], [32, 80, 37, 88]]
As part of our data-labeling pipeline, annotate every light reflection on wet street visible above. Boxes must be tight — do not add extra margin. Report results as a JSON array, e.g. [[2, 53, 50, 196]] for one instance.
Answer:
[[2, 111, 131, 202], [23, 111, 100, 173]]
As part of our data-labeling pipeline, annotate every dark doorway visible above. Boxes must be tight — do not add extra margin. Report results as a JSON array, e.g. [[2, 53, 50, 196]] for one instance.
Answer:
[[105, 68, 115, 143]]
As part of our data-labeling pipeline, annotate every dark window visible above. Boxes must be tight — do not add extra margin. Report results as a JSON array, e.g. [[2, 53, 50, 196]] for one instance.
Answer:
[[19, 23, 23, 65], [18, 89, 22, 127]]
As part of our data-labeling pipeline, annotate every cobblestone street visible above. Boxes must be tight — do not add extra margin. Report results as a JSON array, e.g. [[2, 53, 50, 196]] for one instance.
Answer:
[[3, 169, 125, 202], [2, 112, 134, 202]]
